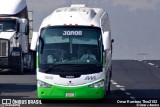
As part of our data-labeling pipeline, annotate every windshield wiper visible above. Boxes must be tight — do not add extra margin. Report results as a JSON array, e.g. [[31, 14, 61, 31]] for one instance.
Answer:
[[84, 64, 102, 73], [41, 64, 102, 73], [67, 64, 102, 73], [42, 64, 70, 73]]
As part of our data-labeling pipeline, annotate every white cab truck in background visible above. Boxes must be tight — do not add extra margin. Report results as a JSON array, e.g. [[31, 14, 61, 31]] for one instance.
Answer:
[[0, 0, 35, 74]]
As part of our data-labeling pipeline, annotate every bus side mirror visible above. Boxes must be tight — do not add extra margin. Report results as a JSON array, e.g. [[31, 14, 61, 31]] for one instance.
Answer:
[[111, 39, 114, 43], [103, 31, 111, 50], [30, 32, 39, 51]]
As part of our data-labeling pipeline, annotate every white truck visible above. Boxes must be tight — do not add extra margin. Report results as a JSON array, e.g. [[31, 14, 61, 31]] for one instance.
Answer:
[[31, 4, 114, 99], [0, 0, 34, 74]]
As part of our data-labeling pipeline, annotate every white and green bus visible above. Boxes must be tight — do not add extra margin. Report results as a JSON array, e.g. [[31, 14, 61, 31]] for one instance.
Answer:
[[31, 4, 113, 99]]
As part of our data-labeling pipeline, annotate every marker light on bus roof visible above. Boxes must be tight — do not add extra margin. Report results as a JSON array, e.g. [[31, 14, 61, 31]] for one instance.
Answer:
[[91, 24, 94, 26], [47, 24, 51, 27]]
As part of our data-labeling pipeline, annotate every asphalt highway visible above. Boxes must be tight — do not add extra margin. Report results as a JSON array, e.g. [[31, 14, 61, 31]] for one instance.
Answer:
[[0, 60, 160, 107]]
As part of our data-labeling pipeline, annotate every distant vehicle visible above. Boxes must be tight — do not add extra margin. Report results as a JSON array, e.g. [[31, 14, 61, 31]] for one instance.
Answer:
[[0, 0, 35, 74], [31, 4, 114, 99]]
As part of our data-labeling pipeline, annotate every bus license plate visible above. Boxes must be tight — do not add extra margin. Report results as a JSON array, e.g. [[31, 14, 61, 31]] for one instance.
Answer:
[[66, 93, 74, 97]]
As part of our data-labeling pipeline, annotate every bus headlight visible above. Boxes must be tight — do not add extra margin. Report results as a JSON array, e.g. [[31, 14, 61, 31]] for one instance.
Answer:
[[37, 80, 51, 88], [90, 80, 104, 88]]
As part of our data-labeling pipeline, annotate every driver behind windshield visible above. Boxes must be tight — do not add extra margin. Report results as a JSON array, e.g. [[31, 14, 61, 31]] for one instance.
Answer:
[[81, 49, 96, 60]]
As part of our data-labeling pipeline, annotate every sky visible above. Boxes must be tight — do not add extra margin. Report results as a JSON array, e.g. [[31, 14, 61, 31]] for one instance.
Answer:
[[26, 0, 160, 60]]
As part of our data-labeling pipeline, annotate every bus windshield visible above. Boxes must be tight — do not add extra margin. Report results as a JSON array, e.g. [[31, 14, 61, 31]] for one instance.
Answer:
[[38, 26, 103, 74], [0, 19, 17, 32]]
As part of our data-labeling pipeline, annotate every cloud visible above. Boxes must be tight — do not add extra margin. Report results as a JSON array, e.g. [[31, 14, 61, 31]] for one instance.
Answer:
[[111, 0, 158, 11], [26, 0, 67, 11]]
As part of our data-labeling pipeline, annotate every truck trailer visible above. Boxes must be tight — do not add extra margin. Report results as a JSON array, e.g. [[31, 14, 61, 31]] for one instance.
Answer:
[[0, 0, 34, 73], [31, 4, 113, 99]]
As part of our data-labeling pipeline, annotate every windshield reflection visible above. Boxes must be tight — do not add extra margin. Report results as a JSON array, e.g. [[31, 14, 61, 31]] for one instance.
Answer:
[[39, 26, 102, 65]]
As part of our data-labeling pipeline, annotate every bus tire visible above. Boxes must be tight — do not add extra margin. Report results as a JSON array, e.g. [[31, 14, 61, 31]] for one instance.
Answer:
[[106, 66, 112, 95], [106, 81, 111, 95]]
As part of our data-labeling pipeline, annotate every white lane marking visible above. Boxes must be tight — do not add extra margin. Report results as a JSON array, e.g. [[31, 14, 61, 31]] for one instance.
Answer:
[[119, 88, 126, 91], [111, 80, 114, 83], [112, 82, 117, 85], [148, 63, 154, 65], [112, 80, 136, 100], [156, 65, 159, 67], [130, 96, 136, 100], [116, 85, 124, 88], [111, 80, 118, 85], [125, 92, 131, 96]]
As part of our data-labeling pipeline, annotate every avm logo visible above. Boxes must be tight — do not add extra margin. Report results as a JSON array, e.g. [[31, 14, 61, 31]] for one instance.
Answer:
[[84, 76, 96, 80]]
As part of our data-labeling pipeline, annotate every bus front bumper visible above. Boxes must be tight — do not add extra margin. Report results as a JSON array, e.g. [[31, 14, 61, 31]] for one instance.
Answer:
[[37, 84, 105, 99]]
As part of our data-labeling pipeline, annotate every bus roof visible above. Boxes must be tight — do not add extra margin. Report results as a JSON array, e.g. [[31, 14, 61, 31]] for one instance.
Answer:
[[40, 4, 106, 28]]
